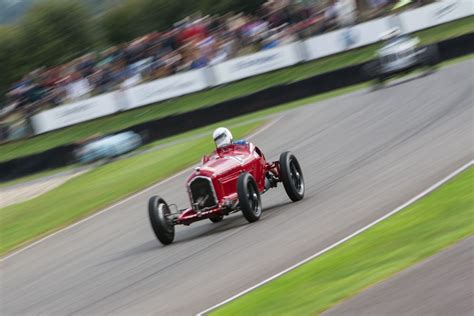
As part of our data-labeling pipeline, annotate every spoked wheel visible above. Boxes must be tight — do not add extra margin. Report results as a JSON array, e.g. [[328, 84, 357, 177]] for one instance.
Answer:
[[148, 196, 175, 245], [237, 172, 262, 223], [279, 151, 305, 201]]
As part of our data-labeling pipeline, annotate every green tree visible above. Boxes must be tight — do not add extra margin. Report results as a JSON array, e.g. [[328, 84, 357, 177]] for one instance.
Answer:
[[199, 0, 266, 15], [0, 26, 27, 99], [100, 0, 144, 44], [101, 0, 199, 44], [1, 0, 268, 97], [20, 0, 96, 68], [137, 0, 199, 33]]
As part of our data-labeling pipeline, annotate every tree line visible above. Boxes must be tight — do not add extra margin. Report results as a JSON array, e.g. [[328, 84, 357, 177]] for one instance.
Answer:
[[0, 0, 264, 102]]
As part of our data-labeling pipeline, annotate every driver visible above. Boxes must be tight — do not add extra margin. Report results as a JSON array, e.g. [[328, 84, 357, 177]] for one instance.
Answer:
[[213, 127, 233, 148], [213, 127, 248, 149]]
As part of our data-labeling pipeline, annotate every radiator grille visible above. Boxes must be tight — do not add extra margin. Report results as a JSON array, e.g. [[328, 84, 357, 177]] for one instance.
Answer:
[[189, 177, 217, 211]]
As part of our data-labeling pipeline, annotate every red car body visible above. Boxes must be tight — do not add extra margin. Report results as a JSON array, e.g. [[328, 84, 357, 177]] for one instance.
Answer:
[[178, 142, 278, 225]]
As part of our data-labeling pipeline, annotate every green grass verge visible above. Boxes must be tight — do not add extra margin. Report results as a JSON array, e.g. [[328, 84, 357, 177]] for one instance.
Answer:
[[211, 167, 474, 316], [0, 119, 264, 256], [1, 16, 472, 162]]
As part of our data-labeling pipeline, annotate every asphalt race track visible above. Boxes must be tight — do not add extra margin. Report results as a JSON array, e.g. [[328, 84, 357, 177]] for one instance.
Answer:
[[1, 60, 473, 315]]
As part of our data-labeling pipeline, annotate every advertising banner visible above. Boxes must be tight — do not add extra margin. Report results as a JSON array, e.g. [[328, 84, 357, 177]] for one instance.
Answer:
[[400, 0, 474, 33], [304, 17, 388, 60], [212, 43, 303, 84], [31, 93, 118, 134], [124, 69, 209, 109]]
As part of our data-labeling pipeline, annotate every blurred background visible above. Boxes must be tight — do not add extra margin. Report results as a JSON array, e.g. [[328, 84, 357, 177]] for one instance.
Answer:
[[0, 0, 437, 142]]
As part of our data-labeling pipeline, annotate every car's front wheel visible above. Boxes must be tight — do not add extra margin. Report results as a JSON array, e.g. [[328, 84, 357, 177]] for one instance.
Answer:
[[279, 151, 305, 202], [237, 172, 262, 223], [421, 44, 439, 71], [148, 196, 175, 245]]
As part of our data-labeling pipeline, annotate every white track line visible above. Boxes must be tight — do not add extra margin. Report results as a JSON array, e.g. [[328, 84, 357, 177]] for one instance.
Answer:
[[246, 115, 283, 139], [197, 160, 474, 315], [0, 117, 281, 262]]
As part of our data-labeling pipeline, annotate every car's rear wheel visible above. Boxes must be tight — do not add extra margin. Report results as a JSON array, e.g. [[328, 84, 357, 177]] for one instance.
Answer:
[[363, 60, 384, 89], [237, 173, 262, 223], [148, 196, 175, 245], [279, 151, 305, 202], [375, 74, 386, 87], [363, 60, 379, 80]]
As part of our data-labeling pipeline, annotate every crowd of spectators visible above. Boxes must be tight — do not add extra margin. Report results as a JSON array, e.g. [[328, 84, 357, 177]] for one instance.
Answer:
[[3, 0, 357, 116], [2, 0, 407, 121]]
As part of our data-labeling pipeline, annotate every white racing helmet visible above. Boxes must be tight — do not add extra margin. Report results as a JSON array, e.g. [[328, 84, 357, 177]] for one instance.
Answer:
[[213, 127, 233, 148]]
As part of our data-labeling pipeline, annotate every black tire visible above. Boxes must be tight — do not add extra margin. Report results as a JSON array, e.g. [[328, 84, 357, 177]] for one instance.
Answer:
[[422, 45, 439, 74], [209, 215, 224, 223], [279, 151, 305, 202], [374, 75, 385, 89], [237, 173, 262, 223], [422, 44, 439, 71], [363, 60, 385, 89], [363, 60, 379, 81], [148, 196, 175, 245]]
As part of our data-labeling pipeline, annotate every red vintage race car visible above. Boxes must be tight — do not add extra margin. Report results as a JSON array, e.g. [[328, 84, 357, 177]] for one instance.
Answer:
[[148, 140, 305, 245]]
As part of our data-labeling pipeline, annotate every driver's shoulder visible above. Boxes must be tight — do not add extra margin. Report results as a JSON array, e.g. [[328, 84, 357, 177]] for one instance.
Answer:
[[233, 139, 249, 145]]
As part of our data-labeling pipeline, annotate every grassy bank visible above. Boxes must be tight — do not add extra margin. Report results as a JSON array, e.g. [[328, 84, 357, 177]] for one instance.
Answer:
[[1, 16, 472, 162], [211, 166, 474, 315]]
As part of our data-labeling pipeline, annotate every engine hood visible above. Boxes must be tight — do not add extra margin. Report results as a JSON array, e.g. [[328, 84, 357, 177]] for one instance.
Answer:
[[189, 156, 242, 180], [187, 144, 251, 182], [378, 36, 419, 56]]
